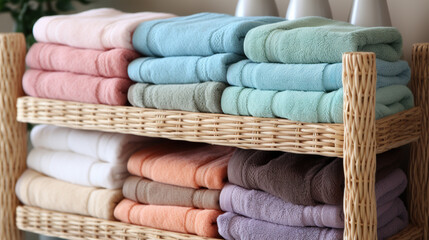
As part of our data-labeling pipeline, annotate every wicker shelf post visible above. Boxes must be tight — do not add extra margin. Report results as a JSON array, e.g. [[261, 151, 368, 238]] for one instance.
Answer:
[[342, 52, 378, 239], [409, 43, 429, 239], [0, 33, 27, 240]]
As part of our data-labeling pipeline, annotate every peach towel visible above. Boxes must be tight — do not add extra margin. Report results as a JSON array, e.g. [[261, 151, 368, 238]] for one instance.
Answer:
[[23, 69, 132, 105], [114, 199, 221, 238], [26, 43, 140, 78], [128, 142, 234, 189], [16, 169, 123, 220], [33, 8, 176, 50]]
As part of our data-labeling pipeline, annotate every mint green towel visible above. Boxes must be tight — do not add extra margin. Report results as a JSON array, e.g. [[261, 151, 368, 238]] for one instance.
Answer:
[[133, 12, 283, 57], [128, 82, 227, 113], [244, 16, 402, 64], [227, 59, 410, 91], [128, 54, 244, 84], [221, 85, 413, 123]]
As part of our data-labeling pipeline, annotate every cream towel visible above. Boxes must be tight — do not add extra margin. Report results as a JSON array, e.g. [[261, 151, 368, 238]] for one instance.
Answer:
[[16, 170, 123, 220]]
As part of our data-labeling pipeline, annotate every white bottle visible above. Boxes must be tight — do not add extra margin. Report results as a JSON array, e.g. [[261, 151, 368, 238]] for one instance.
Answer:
[[349, 0, 392, 27], [235, 0, 279, 17], [286, 0, 332, 20]]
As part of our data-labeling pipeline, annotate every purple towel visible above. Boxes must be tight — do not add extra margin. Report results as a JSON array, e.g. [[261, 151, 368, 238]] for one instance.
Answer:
[[218, 206, 408, 240], [218, 212, 343, 240], [220, 169, 407, 228]]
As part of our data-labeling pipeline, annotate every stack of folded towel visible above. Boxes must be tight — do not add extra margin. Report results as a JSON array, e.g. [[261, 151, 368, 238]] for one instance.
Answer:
[[114, 141, 235, 238], [16, 125, 155, 220], [23, 8, 175, 105], [127, 12, 283, 113], [222, 16, 414, 123], [217, 147, 410, 240]]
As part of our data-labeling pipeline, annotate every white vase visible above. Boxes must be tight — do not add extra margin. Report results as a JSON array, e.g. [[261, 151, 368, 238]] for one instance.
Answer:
[[286, 0, 332, 20], [235, 0, 279, 17], [349, 0, 391, 27]]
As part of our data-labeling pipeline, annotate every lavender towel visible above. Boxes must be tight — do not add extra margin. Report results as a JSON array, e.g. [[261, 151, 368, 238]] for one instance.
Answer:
[[218, 207, 408, 240], [220, 169, 407, 228]]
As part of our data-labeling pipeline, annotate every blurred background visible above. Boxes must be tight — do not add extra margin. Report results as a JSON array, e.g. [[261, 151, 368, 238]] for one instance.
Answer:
[[0, 0, 428, 239], [0, 0, 428, 62]]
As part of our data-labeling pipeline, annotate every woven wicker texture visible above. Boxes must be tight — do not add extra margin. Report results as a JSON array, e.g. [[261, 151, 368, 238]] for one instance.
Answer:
[[409, 43, 429, 239], [386, 225, 423, 240], [16, 206, 221, 240], [342, 52, 377, 239], [0, 33, 27, 240], [16, 97, 421, 158]]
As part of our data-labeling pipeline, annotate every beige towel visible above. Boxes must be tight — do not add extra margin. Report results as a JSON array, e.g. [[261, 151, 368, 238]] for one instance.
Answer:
[[123, 176, 221, 210], [16, 169, 123, 220]]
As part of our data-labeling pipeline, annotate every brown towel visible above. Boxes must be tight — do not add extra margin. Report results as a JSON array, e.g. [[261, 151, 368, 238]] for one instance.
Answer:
[[228, 146, 407, 205], [16, 169, 123, 220], [123, 176, 221, 210]]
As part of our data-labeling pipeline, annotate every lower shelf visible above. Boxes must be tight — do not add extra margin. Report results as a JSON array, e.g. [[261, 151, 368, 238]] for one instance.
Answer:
[[17, 205, 423, 240], [16, 206, 220, 240]]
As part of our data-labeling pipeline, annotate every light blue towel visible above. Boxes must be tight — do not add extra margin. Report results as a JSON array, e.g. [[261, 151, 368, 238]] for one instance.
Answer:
[[244, 16, 402, 64], [132, 12, 284, 57], [221, 85, 414, 123], [227, 59, 410, 91], [128, 53, 244, 84]]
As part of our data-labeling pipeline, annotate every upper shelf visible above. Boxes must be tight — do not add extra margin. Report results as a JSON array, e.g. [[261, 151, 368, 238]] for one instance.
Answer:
[[17, 96, 421, 158]]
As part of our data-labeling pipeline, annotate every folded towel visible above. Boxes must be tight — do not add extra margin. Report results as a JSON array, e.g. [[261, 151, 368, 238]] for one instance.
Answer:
[[128, 53, 244, 84], [221, 85, 414, 123], [218, 212, 343, 240], [26, 43, 140, 78], [133, 12, 283, 56], [128, 141, 234, 189], [31, 125, 153, 164], [23, 69, 132, 105], [227, 59, 410, 91], [114, 199, 222, 238], [244, 16, 402, 64], [16, 169, 123, 220], [218, 210, 408, 240], [128, 82, 227, 113], [228, 147, 407, 205], [27, 148, 128, 189], [123, 176, 221, 210], [220, 169, 407, 228], [33, 8, 175, 50]]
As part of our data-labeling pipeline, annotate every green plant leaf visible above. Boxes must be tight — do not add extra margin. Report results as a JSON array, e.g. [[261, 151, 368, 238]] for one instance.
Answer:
[[56, 0, 74, 11]]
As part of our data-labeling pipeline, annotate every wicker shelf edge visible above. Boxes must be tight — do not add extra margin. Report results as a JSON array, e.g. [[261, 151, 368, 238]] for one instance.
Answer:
[[16, 206, 220, 240], [17, 97, 421, 158], [16, 206, 422, 240]]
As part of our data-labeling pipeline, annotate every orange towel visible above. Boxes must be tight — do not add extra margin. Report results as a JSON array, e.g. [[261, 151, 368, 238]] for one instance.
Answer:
[[128, 142, 234, 189], [114, 199, 221, 238]]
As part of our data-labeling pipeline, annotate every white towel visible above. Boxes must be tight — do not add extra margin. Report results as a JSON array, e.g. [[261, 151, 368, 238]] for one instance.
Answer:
[[31, 125, 154, 163], [27, 148, 129, 189]]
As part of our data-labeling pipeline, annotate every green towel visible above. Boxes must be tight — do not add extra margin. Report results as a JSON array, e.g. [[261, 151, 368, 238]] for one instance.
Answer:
[[128, 82, 227, 113], [244, 16, 402, 64], [221, 85, 414, 123]]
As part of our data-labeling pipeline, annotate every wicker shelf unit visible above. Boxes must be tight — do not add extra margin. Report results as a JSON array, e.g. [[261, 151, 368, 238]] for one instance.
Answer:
[[1, 33, 428, 240]]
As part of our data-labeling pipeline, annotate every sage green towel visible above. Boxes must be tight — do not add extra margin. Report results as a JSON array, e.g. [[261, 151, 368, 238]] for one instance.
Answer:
[[244, 16, 402, 64], [221, 85, 413, 123], [128, 82, 227, 113]]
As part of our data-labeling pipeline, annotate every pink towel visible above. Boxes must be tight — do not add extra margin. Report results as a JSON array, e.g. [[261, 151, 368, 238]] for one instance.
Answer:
[[26, 43, 140, 78], [23, 69, 132, 105], [33, 8, 176, 50]]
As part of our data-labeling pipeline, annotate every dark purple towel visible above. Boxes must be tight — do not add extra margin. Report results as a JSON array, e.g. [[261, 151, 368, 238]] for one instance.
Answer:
[[228, 146, 408, 205]]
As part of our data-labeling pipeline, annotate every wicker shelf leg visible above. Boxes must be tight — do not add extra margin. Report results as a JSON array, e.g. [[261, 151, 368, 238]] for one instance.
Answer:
[[0, 33, 27, 240], [409, 43, 429, 239], [342, 52, 378, 240]]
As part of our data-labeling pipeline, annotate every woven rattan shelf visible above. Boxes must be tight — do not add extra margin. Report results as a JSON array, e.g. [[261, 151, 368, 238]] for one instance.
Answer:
[[16, 97, 422, 158], [1, 32, 428, 240], [15, 205, 423, 240]]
